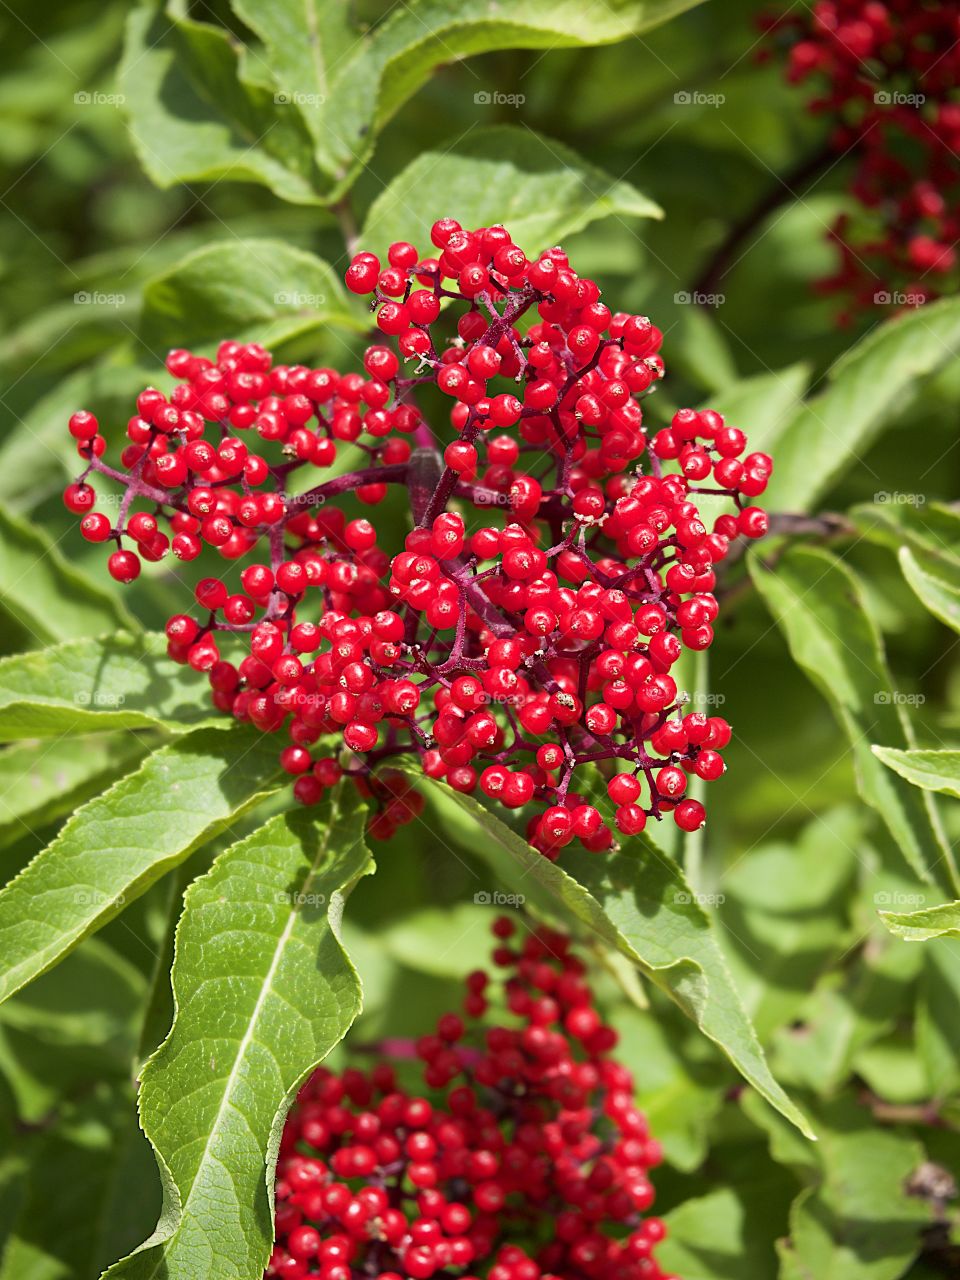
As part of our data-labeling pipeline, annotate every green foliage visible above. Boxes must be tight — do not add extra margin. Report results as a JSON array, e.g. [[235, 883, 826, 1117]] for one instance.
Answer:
[[107, 792, 373, 1279], [361, 127, 661, 258], [3, 1, 960, 1277]]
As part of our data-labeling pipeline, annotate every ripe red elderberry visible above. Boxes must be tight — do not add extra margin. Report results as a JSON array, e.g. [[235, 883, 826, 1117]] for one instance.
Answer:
[[268, 919, 675, 1280], [761, 0, 960, 316], [64, 220, 772, 853]]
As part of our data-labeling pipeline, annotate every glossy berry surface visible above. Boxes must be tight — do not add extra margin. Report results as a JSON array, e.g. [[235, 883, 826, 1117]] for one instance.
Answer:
[[64, 219, 772, 853], [762, 0, 960, 316], [268, 917, 675, 1280]]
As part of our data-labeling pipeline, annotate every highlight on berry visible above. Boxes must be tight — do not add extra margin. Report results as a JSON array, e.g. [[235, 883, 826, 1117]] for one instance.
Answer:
[[270, 915, 675, 1280], [64, 218, 773, 856]]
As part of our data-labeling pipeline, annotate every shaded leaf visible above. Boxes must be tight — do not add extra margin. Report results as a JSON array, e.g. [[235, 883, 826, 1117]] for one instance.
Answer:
[[750, 546, 957, 893], [899, 547, 960, 635], [361, 126, 661, 258], [879, 901, 960, 943], [851, 500, 960, 568], [412, 775, 813, 1137], [760, 299, 960, 513], [0, 506, 136, 646], [0, 735, 149, 854], [121, 7, 326, 205], [0, 726, 282, 1005], [140, 240, 364, 354], [778, 1097, 930, 1280], [873, 747, 960, 799], [0, 632, 218, 739], [106, 795, 373, 1280]]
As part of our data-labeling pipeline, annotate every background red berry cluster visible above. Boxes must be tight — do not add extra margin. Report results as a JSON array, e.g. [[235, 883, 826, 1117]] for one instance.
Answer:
[[270, 918, 674, 1280]]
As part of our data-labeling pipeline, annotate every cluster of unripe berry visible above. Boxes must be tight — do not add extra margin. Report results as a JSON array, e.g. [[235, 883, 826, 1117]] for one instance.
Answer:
[[268, 917, 675, 1280], [65, 218, 772, 852], [761, 0, 960, 316]]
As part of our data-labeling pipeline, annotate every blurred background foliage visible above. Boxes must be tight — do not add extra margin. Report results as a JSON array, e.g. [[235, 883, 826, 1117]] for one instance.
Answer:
[[1, 0, 960, 1277]]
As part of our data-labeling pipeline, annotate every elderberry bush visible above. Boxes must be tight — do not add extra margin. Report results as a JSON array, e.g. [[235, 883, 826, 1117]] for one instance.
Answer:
[[6, 4, 960, 1279], [64, 219, 772, 854]]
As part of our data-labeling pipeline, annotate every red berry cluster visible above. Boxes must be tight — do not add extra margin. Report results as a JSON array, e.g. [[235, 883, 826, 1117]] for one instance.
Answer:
[[761, 0, 960, 316], [65, 218, 772, 853], [269, 917, 675, 1280]]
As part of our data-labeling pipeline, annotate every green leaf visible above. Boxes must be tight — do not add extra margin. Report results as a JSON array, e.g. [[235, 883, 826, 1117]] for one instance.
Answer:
[[0, 735, 149, 854], [851, 500, 960, 568], [698, 362, 811, 455], [0, 506, 136, 645], [879, 901, 960, 943], [140, 239, 364, 354], [778, 1097, 929, 1280], [121, 6, 326, 205], [124, 0, 703, 205], [106, 794, 373, 1280], [0, 632, 219, 739], [361, 126, 661, 259], [917, 941, 960, 1096], [899, 547, 960, 634], [719, 809, 860, 1038], [872, 746, 960, 799], [759, 298, 960, 513], [0, 726, 283, 1005], [750, 546, 957, 893], [413, 774, 813, 1138], [0, 1084, 161, 1280], [0, 360, 157, 515], [658, 1183, 796, 1280]]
